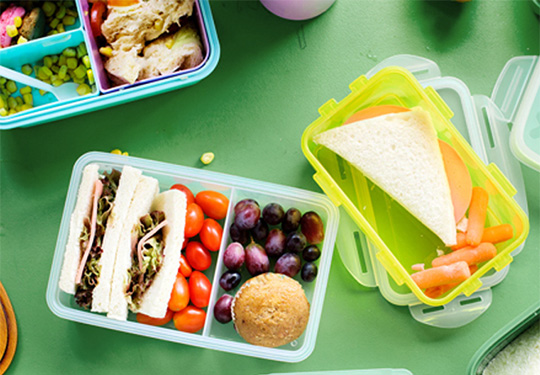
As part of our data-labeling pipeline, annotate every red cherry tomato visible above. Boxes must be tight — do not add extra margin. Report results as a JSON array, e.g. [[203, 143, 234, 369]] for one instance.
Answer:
[[185, 203, 204, 238], [189, 271, 212, 308], [90, 2, 106, 38], [170, 184, 195, 206], [181, 237, 188, 250], [136, 309, 173, 326], [173, 306, 206, 333], [199, 218, 223, 252], [168, 273, 190, 312], [185, 242, 211, 271], [178, 255, 192, 278], [195, 191, 229, 220]]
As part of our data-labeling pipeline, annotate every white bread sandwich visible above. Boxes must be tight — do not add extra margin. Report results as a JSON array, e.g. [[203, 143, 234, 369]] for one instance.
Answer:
[[314, 108, 457, 246], [108, 186, 187, 321], [59, 164, 142, 312]]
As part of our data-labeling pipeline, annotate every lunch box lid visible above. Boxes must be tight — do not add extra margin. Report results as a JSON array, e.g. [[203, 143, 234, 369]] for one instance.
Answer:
[[491, 55, 540, 172], [467, 300, 540, 374], [301, 54, 529, 328]]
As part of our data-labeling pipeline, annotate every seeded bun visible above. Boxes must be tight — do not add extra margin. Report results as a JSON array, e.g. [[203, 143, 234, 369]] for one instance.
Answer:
[[232, 273, 310, 348]]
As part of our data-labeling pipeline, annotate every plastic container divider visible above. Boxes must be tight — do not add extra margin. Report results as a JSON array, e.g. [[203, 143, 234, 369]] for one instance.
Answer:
[[46, 152, 339, 362]]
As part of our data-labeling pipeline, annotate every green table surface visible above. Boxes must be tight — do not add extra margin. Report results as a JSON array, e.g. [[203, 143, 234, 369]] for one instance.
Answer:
[[1, 1, 539, 374]]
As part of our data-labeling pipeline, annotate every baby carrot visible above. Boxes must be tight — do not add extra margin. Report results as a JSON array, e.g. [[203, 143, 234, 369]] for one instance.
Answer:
[[432, 243, 497, 267], [412, 261, 470, 289], [451, 224, 514, 250], [424, 265, 478, 298], [466, 187, 489, 246]]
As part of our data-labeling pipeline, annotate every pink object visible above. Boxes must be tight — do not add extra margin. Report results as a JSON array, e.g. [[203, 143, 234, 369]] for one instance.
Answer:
[[260, 0, 336, 21], [0, 4, 26, 47], [411, 263, 425, 272]]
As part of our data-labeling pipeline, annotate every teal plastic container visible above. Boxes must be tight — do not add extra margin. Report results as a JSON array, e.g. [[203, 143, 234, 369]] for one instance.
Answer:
[[0, 0, 220, 130]]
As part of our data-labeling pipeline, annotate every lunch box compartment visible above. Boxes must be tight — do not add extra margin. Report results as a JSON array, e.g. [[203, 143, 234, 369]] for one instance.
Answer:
[[0, 29, 98, 118], [0, 0, 220, 130], [302, 57, 529, 310], [79, 0, 211, 94], [46, 152, 339, 362]]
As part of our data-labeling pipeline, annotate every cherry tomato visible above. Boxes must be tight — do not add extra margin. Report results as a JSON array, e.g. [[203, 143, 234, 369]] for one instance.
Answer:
[[136, 309, 173, 326], [170, 184, 195, 206], [199, 218, 223, 252], [195, 191, 229, 220], [173, 306, 206, 333], [168, 273, 190, 312], [90, 1, 106, 38], [181, 237, 188, 250], [189, 271, 212, 308], [178, 254, 192, 278], [185, 242, 211, 271], [185, 203, 204, 238]]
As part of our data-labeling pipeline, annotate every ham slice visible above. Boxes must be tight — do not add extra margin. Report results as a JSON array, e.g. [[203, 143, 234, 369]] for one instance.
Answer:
[[75, 180, 103, 284], [137, 220, 168, 271]]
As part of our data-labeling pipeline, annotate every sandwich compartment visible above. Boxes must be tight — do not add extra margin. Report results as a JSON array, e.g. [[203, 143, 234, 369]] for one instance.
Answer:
[[46, 152, 339, 362], [301, 55, 529, 318], [0, 0, 220, 130]]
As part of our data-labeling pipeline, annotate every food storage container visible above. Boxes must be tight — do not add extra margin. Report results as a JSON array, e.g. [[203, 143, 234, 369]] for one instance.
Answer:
[[491, 55, 540, 172], [301, 55, 530, 314], [325, 55, 530, 328], [46, 152, 339, 362], [467, 301, 540, 374], [0, 0, 219, 130], [265, 370, 413, 375]]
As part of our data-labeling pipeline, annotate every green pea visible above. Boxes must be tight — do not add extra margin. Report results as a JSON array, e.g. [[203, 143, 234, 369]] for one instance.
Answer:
[[82, 55, 91, 69], [21, 64, 33, 76], [20, 86, 32, 95], [56, 6, 66, 20], [15, 96, 23, 106], [44, 56, 53, 68], [63, 15, 76, 26], [62, 48, 76, 57], [23, 94, 33, 105], [42, 2, 56, 17], [58, 65, 68, 79], [6, 80, 17, 93], [74, 65, 87, 79], [66, 57, 78, 70], [76, 83, 91, 96], [50, 17, 60, 30]]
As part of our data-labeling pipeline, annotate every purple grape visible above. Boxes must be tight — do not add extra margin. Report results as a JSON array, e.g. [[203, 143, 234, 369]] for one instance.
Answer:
[[219, 270, 242, 291], [214, 294, 233, 324], [264, 228, 287, 257], [234, 199, 261, 230], [302, 245, 321, 262], [245, 243, 269, 276], [275, 253, 302, 278], [229, 223, 249, 246], [301, 262, 318, 282], [251, 219, 269, 242], [300, 211, 325, 244], [285, 232, 307, 253], [262, 203, 285, 225], [282, 208, 302, 233], [223, 242, 245, 270]]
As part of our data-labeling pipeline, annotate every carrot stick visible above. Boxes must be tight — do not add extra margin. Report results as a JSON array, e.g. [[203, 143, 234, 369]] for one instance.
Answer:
[[466, 187, 489, 246], [482, 224, 513, 244], [412, 261, 470, 289], [432, 243, 497, 267], [451, 224, 514, 250], [451, 232, 467, 250], [424, 265, 478, 298]]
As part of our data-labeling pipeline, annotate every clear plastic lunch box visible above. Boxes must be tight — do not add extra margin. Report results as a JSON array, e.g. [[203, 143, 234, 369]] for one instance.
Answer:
[[0, 0, 219, 130], [491, 55, 540, 172], [301, 55, 530, 321], [46, 151, 339, 362], [467, 301, 540, 374]]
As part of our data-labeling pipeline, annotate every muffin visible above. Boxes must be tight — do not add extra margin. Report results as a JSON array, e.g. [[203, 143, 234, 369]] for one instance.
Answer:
[[232, 273, 310, 348]]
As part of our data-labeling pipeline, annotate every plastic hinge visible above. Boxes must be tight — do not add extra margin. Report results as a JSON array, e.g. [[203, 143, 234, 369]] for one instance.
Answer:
[[376, 251, 405, 286], [349, 75, 368, 93], [487, 163, 517, 197], [318, 99, 338, 118], [493, 254, 513, 272], [462, 278, 483, 297], [425, 86, 453, 120], [313, 172, 342, 207]]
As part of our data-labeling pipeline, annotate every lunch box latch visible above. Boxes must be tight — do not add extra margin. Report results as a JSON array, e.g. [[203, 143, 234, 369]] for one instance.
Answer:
[[318, 99, 338, 118], [349, 75, 368, 93]]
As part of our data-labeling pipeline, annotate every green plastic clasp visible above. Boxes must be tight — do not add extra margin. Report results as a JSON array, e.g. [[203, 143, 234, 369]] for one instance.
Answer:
[[349, 75, 368, 93], [318, 99, 338, 118]]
